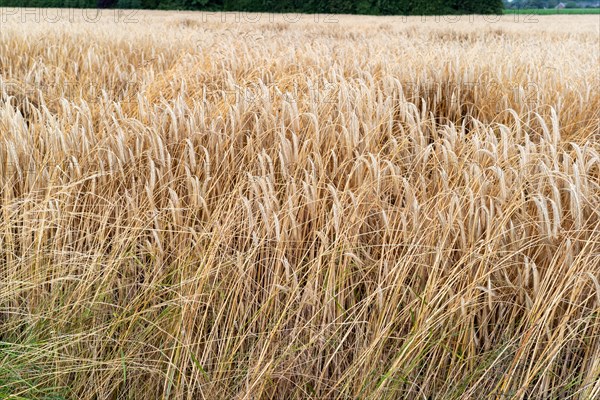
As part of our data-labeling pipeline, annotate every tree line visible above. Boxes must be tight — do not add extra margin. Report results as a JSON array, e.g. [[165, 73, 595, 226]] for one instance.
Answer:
[[0, 0, 504, 15]]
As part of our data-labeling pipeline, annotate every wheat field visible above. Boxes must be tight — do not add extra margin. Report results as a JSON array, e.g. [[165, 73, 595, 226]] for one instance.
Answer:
[[0, 10, 599, 399]]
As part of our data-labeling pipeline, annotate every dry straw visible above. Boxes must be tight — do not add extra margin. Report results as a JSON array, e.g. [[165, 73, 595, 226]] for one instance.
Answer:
[[0, 11, 598, 400]]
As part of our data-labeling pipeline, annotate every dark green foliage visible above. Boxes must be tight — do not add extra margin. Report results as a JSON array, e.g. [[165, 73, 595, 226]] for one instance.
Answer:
[[410, 0, 451, 14], [324, 0, 356, 14], [379, 0, 411, 15], [117, 0, 141, 8], [0, 0, 504, 14], [98, 0, 118, 8], [453, 0, 504, 14]]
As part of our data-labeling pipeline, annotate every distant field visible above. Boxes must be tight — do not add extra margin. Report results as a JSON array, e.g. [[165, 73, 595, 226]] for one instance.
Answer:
[[504, 8, 600, 14]]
